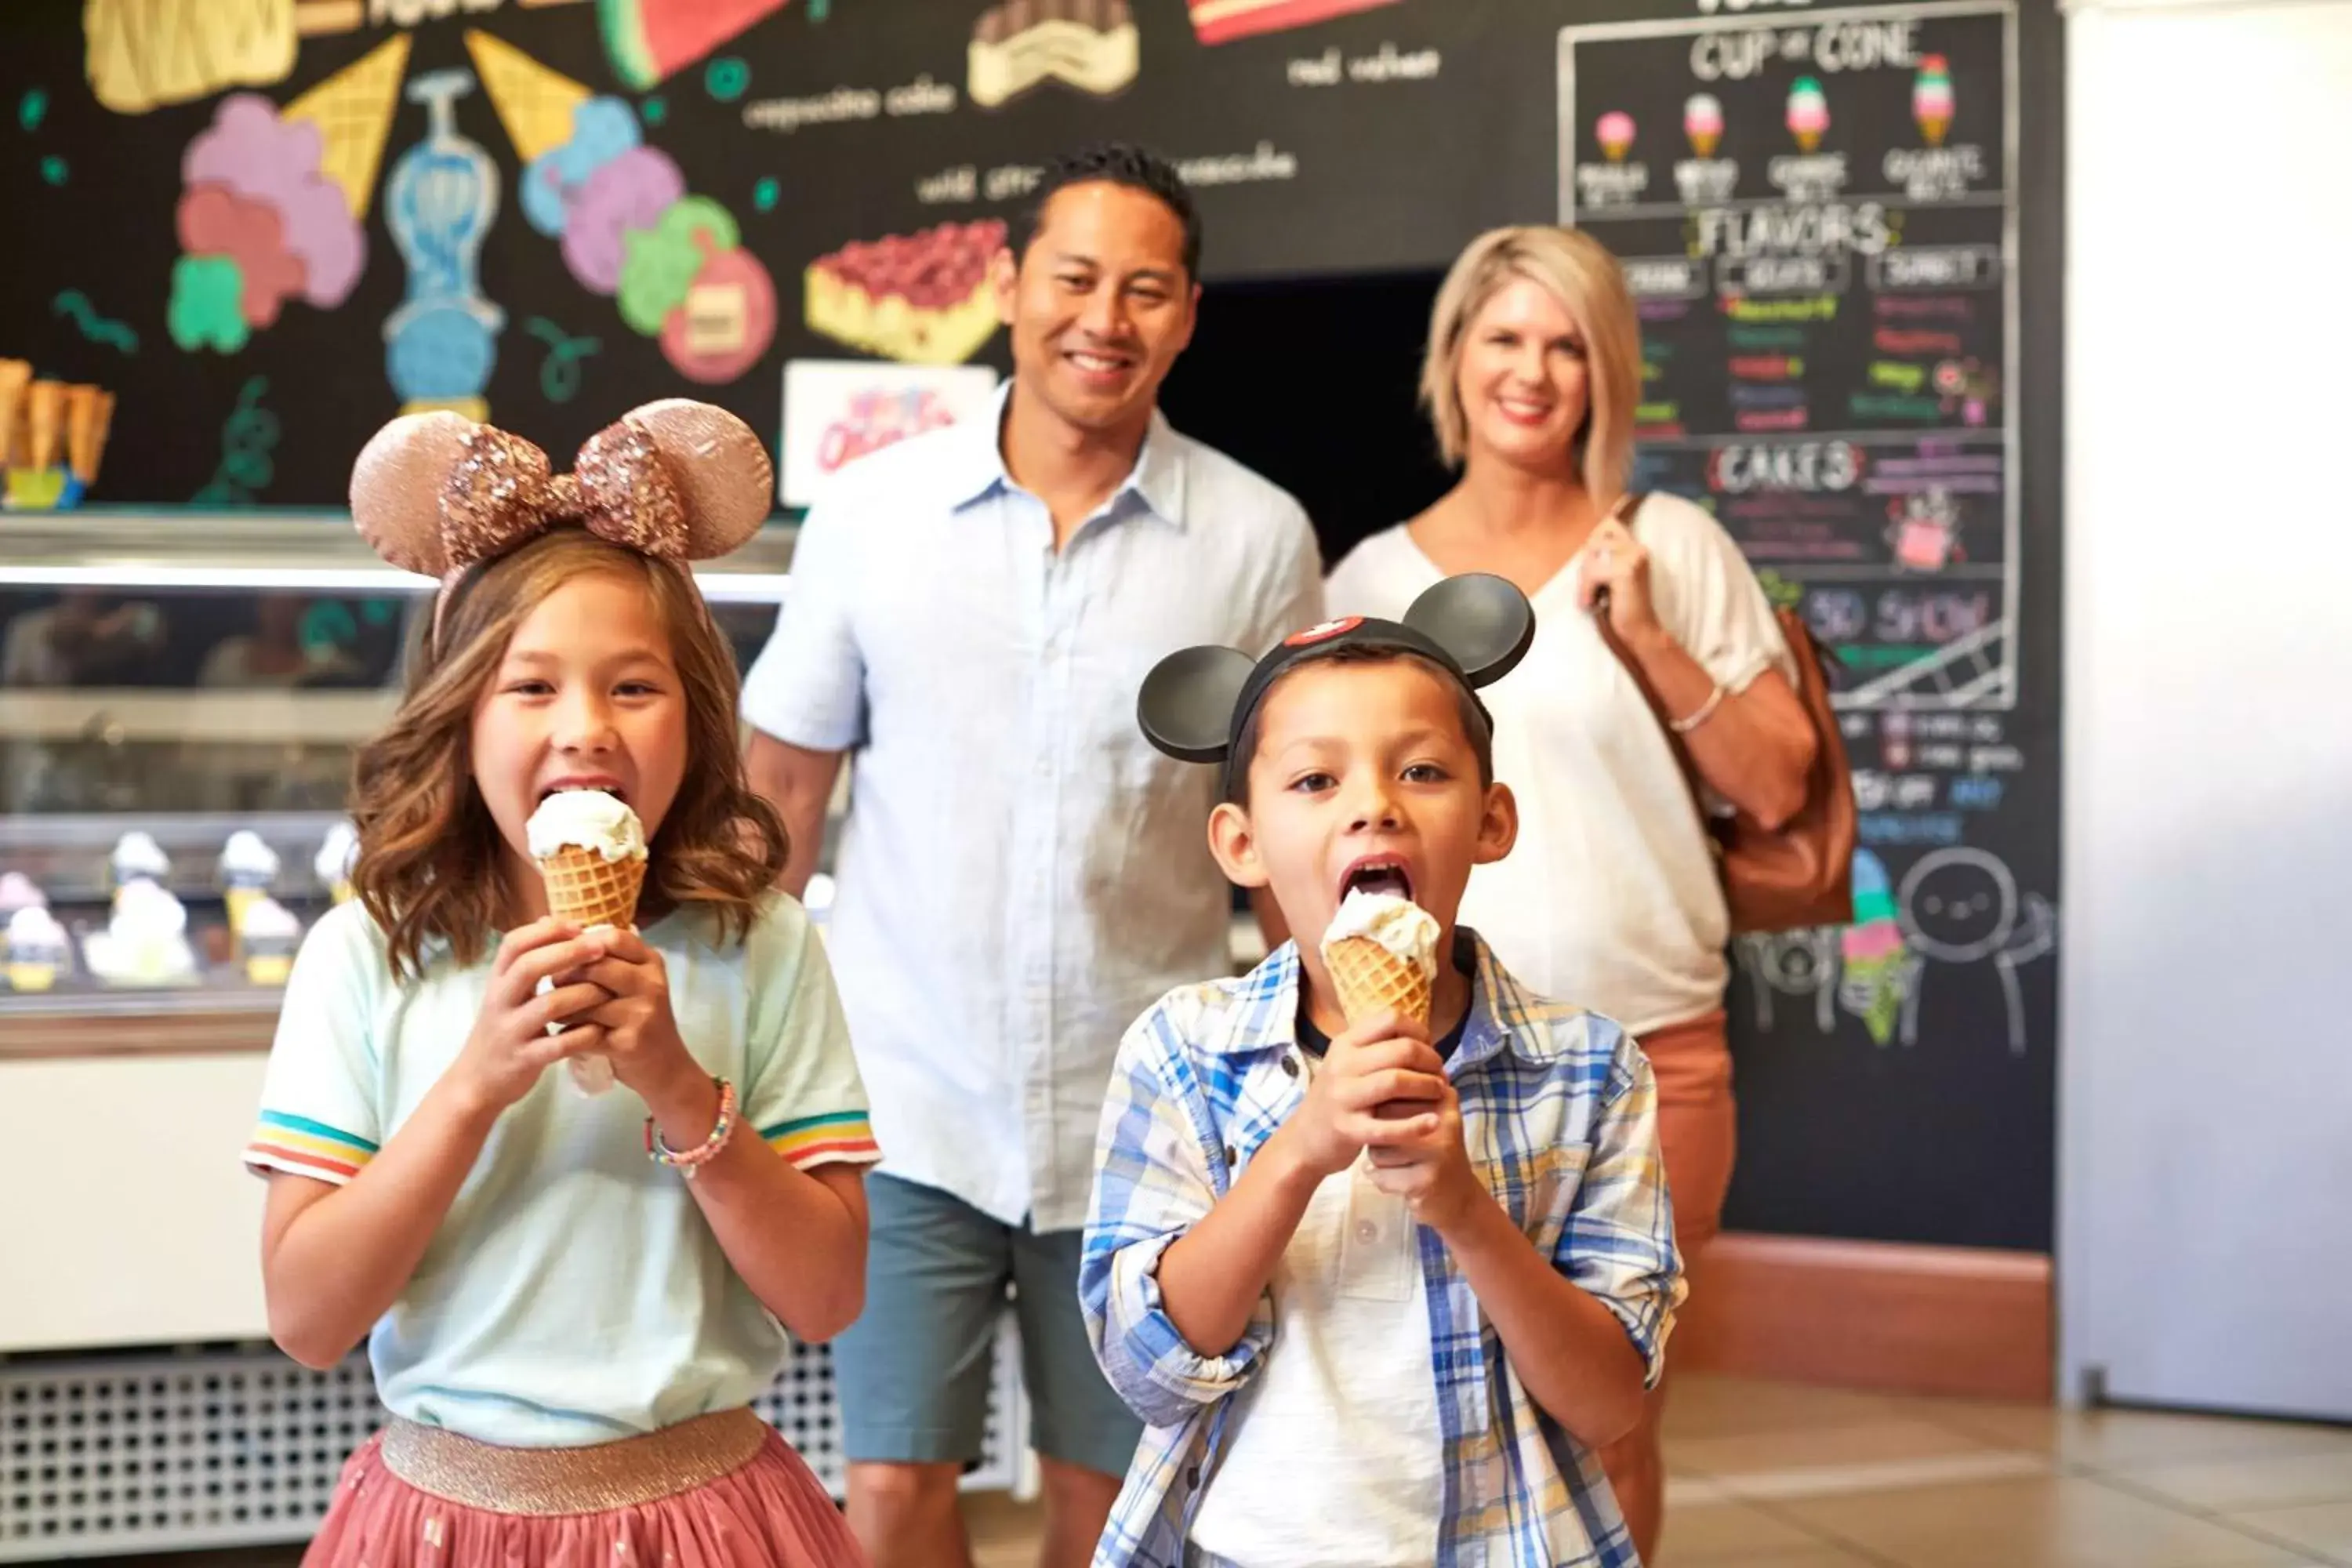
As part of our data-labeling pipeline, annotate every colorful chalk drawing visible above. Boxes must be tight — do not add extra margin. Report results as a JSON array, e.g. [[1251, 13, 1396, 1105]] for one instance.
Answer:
[[1914, 54, 1955, 147], [471, 31, 775, 385], [1785, 76, 1829, 152], [1735, 927, 1841, 1035], [969, 1, 1140, 109], [1836, 848, 1911, 1044], [704, 56, 750, 102], [85, 0, 299, 115], [168, 38, 407, 355], [191, 377, 281, 505], [524, 318, 601, 403], [1888, 488, 1964, 572], [1734, 846, 2052, 1054], [384, 69, 504, 422], [1896, 847, 2054, 1054], [600, 0, 791, 91], [52, 292, 140, 355], [1186, 0, 1402, 47]]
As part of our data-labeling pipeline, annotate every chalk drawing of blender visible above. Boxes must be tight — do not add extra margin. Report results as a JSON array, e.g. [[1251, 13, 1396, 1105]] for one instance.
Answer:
[[384, 68, 503, 423]]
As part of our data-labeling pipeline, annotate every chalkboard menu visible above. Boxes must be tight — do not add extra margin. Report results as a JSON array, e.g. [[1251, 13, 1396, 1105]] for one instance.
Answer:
[[1563, 3, 2057, 1249]]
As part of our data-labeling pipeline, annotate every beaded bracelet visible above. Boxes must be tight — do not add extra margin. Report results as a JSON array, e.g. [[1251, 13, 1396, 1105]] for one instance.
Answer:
[[644, 1076, 739, 1180]]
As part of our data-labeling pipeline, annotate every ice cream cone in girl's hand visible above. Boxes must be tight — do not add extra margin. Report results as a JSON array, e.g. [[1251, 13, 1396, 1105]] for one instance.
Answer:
[[525, 789, 648, 1093]]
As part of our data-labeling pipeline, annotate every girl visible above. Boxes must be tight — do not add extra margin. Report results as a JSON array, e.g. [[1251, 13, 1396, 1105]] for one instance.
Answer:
[[243, 401, 880, 1566]]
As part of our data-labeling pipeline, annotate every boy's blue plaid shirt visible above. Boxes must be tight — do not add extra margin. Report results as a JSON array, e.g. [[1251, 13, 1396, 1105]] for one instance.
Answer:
[[1081, 934, 1686, 1568]]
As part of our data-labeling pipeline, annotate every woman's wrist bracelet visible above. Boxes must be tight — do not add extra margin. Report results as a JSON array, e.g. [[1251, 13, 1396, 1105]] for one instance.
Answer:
[[1670, 681, 1728, 735], [645, 1076, 737, 1178]]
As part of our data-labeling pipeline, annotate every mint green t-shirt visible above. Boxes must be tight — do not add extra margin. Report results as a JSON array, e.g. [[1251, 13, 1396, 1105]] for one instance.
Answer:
[[244, 893, 880, 1447]]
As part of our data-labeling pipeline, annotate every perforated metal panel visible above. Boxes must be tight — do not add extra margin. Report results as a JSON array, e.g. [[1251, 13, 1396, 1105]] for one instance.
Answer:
[[1, 1332, 1025, 1560]]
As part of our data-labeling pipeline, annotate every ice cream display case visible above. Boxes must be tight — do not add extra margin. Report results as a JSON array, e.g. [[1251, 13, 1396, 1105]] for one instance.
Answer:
[[0, 510, 794, 1057], [0, 512, 1029, 1559]]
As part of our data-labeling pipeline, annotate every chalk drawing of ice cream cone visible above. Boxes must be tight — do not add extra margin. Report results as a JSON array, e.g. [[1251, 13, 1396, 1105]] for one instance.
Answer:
[[1914, 54, 1955, 147], [1786, 76, 1829, 153], [1683, 93, 1723, 158], [1596, 111, 1635, 163], [1837, 849, 1911, 1045]]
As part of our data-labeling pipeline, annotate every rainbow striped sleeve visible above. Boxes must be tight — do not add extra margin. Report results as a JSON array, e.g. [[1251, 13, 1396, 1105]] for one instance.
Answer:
[[761, 1110, 880, 1171], [243, 1111, 379, 1185]]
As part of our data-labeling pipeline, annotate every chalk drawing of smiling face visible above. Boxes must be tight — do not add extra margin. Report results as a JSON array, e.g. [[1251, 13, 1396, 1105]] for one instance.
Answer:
[[1896, 848, 2016, 962]]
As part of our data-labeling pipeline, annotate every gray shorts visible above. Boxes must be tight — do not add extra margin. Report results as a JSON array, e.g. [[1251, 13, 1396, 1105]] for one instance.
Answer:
[[833, 1172, 1142, 1479]]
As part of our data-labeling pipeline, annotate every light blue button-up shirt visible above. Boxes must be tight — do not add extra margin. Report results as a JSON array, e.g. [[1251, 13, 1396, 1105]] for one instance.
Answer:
[[742, 387, 1323, 1230]]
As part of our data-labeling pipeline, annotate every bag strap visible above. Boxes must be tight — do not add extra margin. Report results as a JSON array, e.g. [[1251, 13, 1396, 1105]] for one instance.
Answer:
[[1588, 492, 1715, 825]]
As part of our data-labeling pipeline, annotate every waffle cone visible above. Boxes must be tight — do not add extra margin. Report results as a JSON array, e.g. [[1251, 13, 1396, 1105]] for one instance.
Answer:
[[282, 34, 412, 221], [1325, 935, 1431, 1029], [0, 361, 27, 469], [25, 382, 63, 472], [537, 844, 644, 931], [465, 29, 590, 166]]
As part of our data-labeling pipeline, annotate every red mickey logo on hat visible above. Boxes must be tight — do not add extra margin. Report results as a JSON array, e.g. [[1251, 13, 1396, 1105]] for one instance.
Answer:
[[1284, 615, 1363, 647]]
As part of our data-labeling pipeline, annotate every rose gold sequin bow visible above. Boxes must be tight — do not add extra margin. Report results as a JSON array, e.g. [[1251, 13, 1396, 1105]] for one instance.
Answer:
[[349, 398, 773, 586]]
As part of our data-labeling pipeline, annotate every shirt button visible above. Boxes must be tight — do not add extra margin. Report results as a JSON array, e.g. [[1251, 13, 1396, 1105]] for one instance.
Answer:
[[1185, 1465, 1200, 1489], [1356, 1220, 1379, 1244], [1280, 1054, 1299, 1078], [1223, 1145, 1238, 1167]]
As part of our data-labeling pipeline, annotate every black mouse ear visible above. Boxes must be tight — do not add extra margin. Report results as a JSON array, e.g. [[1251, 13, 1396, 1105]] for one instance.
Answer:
[[1401, 572, 1535, 688], [1138, 644, 1256, 764]]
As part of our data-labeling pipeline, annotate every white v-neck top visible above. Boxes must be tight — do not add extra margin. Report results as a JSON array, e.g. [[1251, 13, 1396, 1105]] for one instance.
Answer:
[[1324, 493, 1791, 1032]]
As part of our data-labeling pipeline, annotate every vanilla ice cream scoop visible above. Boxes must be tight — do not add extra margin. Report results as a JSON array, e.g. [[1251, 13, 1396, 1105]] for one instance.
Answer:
[[86, 880, 198, 985], [112, 877, 189, 935], [5, 904, 69, 990], [314, 820, 359, 885], [526, 790, 648, 862], [111, 830, 170, 883], [238, 897, 302, 942], [1320, 888, 1441, 981], [7, 905, 67, 953], [220, 829, 281, 884]]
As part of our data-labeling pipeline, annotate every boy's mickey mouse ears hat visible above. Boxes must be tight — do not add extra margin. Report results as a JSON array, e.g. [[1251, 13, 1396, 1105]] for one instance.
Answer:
[[1137, 573, 1537, 789]]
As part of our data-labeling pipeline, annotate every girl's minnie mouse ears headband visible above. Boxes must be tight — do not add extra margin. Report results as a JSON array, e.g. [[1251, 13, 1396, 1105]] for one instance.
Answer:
[[349, 398, 772, 587], [1137, 573, 1537, 791]]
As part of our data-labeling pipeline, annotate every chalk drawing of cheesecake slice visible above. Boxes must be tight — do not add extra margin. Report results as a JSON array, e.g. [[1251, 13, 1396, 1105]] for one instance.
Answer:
[[1187, 0, 1400, 46], [805, 220, 1008, 365], [971, 0, 1139, 108]]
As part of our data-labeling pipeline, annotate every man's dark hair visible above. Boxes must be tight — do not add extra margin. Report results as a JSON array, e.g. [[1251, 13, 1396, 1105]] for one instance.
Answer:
[[1225, 645, 1497, 807], [1011, 142, 1203, 280]]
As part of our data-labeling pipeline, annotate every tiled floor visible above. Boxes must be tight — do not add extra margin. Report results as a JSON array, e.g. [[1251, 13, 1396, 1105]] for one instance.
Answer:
[[96, 1375, 2352, 1567]]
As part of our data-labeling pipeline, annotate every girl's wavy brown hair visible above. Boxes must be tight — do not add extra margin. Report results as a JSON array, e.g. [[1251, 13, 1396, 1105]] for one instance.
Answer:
[[350, 528, 787, 979]]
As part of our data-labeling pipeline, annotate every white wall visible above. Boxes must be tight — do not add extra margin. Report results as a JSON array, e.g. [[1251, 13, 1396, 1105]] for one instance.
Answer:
[[0, 1055, 272, 1351], [2061, 0, 2352, 1417]]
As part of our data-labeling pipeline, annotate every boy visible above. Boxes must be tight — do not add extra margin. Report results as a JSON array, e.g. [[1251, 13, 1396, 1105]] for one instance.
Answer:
[[1083, 575, 1685, 1568]]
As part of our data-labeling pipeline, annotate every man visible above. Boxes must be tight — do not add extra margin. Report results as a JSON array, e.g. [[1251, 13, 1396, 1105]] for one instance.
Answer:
[[742, 143, 1323, 1568]]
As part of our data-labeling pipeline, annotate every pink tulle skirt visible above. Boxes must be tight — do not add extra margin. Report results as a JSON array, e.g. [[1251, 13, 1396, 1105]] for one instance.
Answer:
[[300, 1410, 867, 1567]]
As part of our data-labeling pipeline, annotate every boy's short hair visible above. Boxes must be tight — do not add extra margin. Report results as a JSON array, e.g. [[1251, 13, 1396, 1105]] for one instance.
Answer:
[[1224, 644, 1497, 807], [1012, 142, 1203, 281]]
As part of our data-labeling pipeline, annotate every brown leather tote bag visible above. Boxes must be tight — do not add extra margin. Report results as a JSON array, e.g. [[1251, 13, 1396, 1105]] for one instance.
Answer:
[[1590, 495, 1857, 933]]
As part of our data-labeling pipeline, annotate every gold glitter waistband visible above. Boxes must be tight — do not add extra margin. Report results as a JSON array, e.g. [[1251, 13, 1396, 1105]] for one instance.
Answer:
[[378, 1408, 770, 1515]]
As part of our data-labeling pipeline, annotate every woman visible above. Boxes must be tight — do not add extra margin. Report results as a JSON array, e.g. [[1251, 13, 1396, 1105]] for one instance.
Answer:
[[1324, 225, 1818, 1561]]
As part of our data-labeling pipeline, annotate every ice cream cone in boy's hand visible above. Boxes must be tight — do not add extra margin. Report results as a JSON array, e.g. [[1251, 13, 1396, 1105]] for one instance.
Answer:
[[1322, 883, 1439, 1030], [525, 789, 648, 1093]]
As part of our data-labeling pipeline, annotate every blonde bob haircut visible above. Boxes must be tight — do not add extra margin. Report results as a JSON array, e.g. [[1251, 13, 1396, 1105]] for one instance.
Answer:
[[1419, 225, 1641, 499]]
